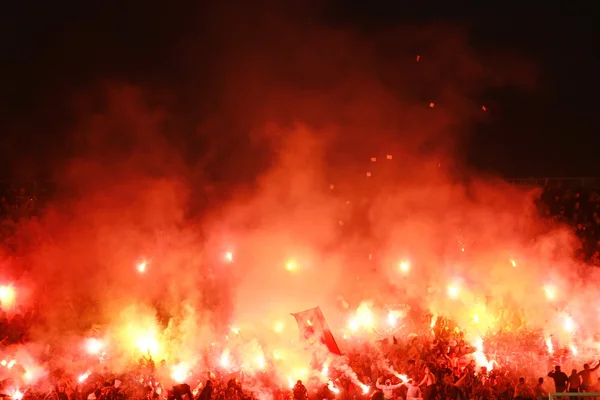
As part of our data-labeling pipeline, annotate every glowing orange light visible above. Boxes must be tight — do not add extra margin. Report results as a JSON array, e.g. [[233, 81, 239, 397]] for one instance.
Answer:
[[85, 338, 104, 355], [274, 322, 284, 333], [286, 260, 296, 271], [545, 337, 554, 354], [136, 330, 160, 355], [387, 311, 399, 327], [544, 285, 555, 300], [225, 252, 233, 262], [473, 314, 479, 323], [0, 285, 16, 308], [78, 371, 91, 383], [563, 316, 576, 333], [430, 314, 438, 328], [328, 381, 340, 394], [398, 260, 410, 273], [171, 363, 190, 383], [13, 390, 23, 400], [570, 344, 578, 356], [255, 355, 266, 369], [510, 259, 517, 268], [136, 261, 147, 273], [447, 284, 460, 299], [220, 350, 230, 368]]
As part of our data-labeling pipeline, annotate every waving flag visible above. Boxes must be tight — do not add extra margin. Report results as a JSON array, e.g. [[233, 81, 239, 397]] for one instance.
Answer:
[[291, 306, 342, 355]]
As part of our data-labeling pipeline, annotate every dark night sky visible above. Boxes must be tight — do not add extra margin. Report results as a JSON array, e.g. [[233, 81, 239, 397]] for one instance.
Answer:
[[0, 1, 598, 181]]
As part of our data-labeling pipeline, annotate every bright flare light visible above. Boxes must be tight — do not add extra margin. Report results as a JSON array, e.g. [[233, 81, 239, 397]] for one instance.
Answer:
[[286, 260, 296, 271], [0, 285, 16, 308], [545, 337, 554, 354], [570, 344, 578, 356], [136, 261, 147, 273], [136, 330, 160, 355], [328, 381, 340, 394], [255, 355, 266, 369], [447, 284, 460, 299], [171, 363, 190, 383], [544, 285, 555, 300], [563, 316, 576, 333], [220, 350, 231, 368], [348, 303, 374, 332], [510, 259, 517, 268], [85, 338, 104, 355], [398, 260, 410, 273], [12, 390, 24, 400], [225, 252, 233, 262], [387, 310, 401, 327], [274, 322, 284, 333], [78, 371, 91, 383]]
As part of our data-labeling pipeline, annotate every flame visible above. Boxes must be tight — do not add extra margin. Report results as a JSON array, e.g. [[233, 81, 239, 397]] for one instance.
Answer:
[[328, 381, 340, 394], [171, 363, 190, 383], [255, 355, 266, 370], [570, 344, 578, 356], [510, 259, 517, 268], [12, 390, 24, 400], [136, 261, 147, 273], [225, 252, 233, 262], [78, 370, 91, 383], [85, 338, 104, 355], [398, 260, 410, 273], [447, 284, 460, 299], [0, 285, 16, 308], [286, 260, 297, 271], [472, 337, 495, 370], [387, 311, 399, 327], [220, 350, 231, 368], [136, 329, 160, 355], [348, 302, 374, 332], [544, 285, 556, 300], [430, 314, 438, 328], [563, 315, 576, 333], [545, 337, 554, 354]]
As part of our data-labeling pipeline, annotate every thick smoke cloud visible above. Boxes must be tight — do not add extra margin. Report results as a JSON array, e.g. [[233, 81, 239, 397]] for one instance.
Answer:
[[3, 0, 580, 390]]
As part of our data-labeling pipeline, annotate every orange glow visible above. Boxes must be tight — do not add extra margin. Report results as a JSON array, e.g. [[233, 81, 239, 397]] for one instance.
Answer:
[[136, 261, 147, 273], [225, 251, 234, 262], [398, 260, 410, 273], [447, 284, 460, 299], [286, 260, 296, 271], [85, 338, 104, 354], [0, 285, 16, 309], [171, 363, 190, 383], [544, 285, 555, 300]]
